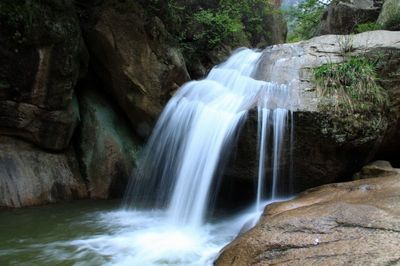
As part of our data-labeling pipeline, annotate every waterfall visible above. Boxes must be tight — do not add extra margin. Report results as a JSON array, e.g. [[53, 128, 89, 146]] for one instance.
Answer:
[[124, 48, 293, 227], [255, 83, 291, 210]]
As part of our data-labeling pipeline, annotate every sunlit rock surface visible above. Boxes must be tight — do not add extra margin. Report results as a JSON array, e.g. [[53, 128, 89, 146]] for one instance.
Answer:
[[216, 172, 400, 265]]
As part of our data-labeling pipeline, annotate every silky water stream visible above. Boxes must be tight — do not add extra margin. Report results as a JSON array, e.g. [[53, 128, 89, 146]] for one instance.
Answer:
[[0, 48, 293, 265]]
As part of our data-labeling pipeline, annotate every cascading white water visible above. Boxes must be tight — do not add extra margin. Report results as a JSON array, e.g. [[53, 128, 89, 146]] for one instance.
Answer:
[[255, 83, 291, 210], [125, 48, 278, 227], [35, 48, 295, 266], [125, 48, 293, 224]]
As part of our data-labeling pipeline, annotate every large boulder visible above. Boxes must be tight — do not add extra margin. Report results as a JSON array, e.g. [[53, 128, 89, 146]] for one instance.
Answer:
[[83, 1, 190, 138], [370, 33, 400, 166], [222, 31, 400, 201], [317, 0, 382, 35], [0, 136, 87, 208], [216, 174, 400, 265], [0, 0, 87, 150], [378, 0, 400, 30], [353, 160, 400, 179], [77, 87, 141, 199]]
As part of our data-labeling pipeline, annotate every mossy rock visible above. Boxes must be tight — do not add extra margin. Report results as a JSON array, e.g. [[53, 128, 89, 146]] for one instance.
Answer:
[[77, 87, 142, 199], [378, 0, 400, 30]]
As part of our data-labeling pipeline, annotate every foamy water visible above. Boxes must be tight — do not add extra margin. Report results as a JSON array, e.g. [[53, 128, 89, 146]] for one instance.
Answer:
[[2, 204, 268, 265]]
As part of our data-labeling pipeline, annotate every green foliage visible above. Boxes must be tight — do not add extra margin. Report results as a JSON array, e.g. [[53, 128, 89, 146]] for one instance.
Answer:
[[384, 13, 400, 30], [355, 22, 382, 33], [191, 9, 243, 49], [313, 57, 390, 143], [0, 0, 77, 46], [314, 57, 388, 110], [285, 0, 330, 42], [138, 0, 275, 63], [379, 0, 400, 30]]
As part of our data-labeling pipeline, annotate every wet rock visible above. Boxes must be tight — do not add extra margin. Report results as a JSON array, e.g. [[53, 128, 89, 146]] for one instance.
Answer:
[[216, 174, 400, 265], [317, 0, 382, 35], [83, 1, 190, 138], [77, 88, 141, 199], [0, 136, 87, 208], [226, 31, 400, 197], [0, 0, 88, 150]]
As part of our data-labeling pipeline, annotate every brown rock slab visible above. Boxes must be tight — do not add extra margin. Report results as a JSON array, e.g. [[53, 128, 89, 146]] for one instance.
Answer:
[[353, 160, 400, 180], [216, 175, 400, 265]]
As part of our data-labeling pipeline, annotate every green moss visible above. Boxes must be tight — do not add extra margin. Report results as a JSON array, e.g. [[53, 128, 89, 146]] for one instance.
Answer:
[[379, 0, 400, 30], [384, 14, 400, 30], [313, 57, 391, 144], [355, 22, 382, 33]]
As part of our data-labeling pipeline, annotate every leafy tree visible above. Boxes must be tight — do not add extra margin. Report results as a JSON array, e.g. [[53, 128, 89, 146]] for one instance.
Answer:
[[285, 0, 331, 42]]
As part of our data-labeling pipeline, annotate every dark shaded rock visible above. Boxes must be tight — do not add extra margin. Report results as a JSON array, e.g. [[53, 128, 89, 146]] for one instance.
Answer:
[[216, 174, 400, 265], [83, 1, 190, 138], [374, 47, 400, 164], [77, 87, 141, 199], [0, 0, 88, 150], [0, 136, 87, 208], [317, 0, 382, 35]]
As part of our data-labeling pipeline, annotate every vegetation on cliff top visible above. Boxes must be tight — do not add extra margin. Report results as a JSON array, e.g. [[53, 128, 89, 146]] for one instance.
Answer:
[[313, 56, 391, 144], [135, 0, 279, 75], [285, 0, 330, 42], [141, 0, 276, 48]]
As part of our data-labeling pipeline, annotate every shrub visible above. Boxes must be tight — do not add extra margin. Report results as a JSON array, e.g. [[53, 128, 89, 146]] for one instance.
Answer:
[[313, 57, 390, 143], [355, 22, 382, 33], [285, 0, 331, 42], [138, 0, 276, 58], [191, 9, 243, 49], [314, 57, 388, 111]]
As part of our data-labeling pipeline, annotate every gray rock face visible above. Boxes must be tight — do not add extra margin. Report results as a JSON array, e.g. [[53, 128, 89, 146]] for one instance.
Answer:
[[317, 0, 381, 35], [84, 1, 190, 138], [0, 136, 88, 208], [216, 174, 400, 265], [223, 31, 400, 200], [269, 31, 400, 171], [0, 0, 87, 150], [77, 88, 141, 199]]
